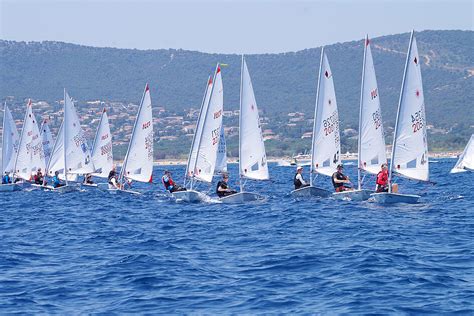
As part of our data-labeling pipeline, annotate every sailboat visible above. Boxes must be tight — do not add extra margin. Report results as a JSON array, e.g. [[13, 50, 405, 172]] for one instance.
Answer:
[[179, 65, 223, 202], [450, 134, 474, 173], [291, 47, 339, 198], [40, 119, 54, 166], [13, 100, 46, 184], [44, 89, 95, 192], [372, 31, 429, 204], [220, 56, 268, 203], [333, 35, 387, 201], [0, 102, 21, 192], [86, 108, 113, 187], [110, 83, 153, 195]]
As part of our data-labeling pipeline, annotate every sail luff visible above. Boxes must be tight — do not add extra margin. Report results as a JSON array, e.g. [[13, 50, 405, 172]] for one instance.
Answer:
[[310, 47, 325, 187], [238, 55, 244, 192], [357, 37, 368, 190]]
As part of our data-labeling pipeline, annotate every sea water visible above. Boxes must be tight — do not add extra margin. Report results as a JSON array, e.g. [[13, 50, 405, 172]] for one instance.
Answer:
[[1, 159, 473, 313]]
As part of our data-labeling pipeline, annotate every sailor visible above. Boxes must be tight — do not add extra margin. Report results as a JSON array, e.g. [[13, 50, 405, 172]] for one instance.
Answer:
[[376, 163, 389, 192], [331, 164, 353, 192], [162, 170, 186, 192], [294, 166, 310, 190], [52, 171, 64, 188], [2, 171, 11, 184], [83, 173, 94, 185], [216, 173, 237, 197], [34, 168, 44, 185], [108, 166, 120, 189]]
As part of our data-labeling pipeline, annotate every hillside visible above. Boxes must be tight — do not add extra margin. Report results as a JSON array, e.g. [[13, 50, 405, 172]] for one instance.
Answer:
[[0, 30, 473, 155]]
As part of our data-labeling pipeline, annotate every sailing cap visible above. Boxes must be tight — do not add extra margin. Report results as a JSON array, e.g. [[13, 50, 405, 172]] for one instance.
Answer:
[[297, 166, 303, 171], [337, 164, 344, 169]]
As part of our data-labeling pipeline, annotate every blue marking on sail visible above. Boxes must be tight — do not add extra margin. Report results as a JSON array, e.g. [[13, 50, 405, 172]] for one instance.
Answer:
[[323, 159, 330, 167], [251, 162, 259, 171], [370, 156, 379, 165]]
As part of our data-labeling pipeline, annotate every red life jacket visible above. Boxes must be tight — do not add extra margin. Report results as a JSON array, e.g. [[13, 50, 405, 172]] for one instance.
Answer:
[[376, 170, 388, 186]]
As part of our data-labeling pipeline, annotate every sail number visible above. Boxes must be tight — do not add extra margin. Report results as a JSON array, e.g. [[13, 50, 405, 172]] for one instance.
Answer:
[[411, 109, 424, 133], [211, 127, 220, 145], [372, 109, 382, 130], [323, 110, 339, 137]]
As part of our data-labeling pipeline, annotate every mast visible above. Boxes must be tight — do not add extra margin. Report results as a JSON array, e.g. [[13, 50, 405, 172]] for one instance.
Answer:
[[357, 36, 368, 190], [63, 89, 69, 186], [388, 30, 414, 193], [1, 102, 7, 175], [185, 75, 211, 189], [238, 55, 244, 192], [119, 83, 148, 186], [310, 47, 325, 187], [190, 66, 219, 190], [12, 100, 30, 182]]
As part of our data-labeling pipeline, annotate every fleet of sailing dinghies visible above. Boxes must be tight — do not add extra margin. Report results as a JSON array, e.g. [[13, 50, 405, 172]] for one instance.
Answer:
[[291, 47, 340, 199], [333, 35, 387, 201], [0, 102, 21, 192], [219, 56, 269, 204], [44, 90, 94, 191], [371, 31, 430, 204], [112, 83, 154, 195], [450, 135, 474, 173], [1, 31, 470, 202]]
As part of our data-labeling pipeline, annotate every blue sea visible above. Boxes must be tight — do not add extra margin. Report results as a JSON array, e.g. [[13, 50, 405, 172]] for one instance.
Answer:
[[1, 159, 473, 314]]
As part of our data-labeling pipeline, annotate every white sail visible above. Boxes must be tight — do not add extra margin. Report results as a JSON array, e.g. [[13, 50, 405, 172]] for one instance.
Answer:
[[193, 65, 223, 183], [1, 104, 20, 174], [14, 100, 46, 180], [239, 57, 269, 180], [391, 32, 429, 182], [451, 135, 474, 173], [46, 90, 92, 181], [186, 76, 213, 181], [215, 124, 227, 174], [64, 91, 94, 174], [121, 84, 154, 183], [358, 36, 387, 175], [40, 119, 54, 166], [311, 49, 341, 177], [91, 109, 113, 178]]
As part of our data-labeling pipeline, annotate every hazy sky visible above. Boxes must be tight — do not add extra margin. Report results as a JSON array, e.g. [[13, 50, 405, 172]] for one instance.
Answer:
[[0, 0, 472, 53]]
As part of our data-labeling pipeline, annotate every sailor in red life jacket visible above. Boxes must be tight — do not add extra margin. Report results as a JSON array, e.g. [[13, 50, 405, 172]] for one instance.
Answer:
[[376, 163, 389, 192]]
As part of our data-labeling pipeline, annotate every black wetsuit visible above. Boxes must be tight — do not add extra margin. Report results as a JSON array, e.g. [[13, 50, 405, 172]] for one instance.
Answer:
[[332, 171, 349, 192], [216, 180, 236, 197]]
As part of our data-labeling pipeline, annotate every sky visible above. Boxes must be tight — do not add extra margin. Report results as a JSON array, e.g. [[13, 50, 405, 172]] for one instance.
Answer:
[[0, 0, 472, 54]]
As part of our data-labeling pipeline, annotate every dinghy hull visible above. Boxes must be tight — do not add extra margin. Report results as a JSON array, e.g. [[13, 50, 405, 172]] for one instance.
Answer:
[[43, 185, 79, 193], [172, 190, 207, 203], [0, 183, 22, 192], [219, 192, 266, 204], [332, 189, 372, 201], [371, 192, 420, 204], [107, 188, 142, 195], [290, 186, 331, 198]]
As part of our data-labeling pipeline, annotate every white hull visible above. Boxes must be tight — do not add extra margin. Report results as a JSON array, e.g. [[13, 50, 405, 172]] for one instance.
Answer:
[[219, 192, 266, 204], [0, 183, 22, 192], [371, 192, 420, 204], [107, 188, 142, 195], [290, 186, 331, 198], [332, 189, 373, 201], [81, 183, 98, 188], [172, 190, 208, 203], [43, 185, 79, 193]]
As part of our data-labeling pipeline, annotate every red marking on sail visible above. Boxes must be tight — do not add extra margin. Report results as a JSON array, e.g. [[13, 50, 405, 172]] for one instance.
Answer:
[[365, 38, 370, 46], [217, 66, 221, 73], [251, 104, 255, 111], [208, 77, 213, 85], [149, 175, 153, 183], [328, 99, 332, 105], [145, 84, 150, 92], [414, 57, 418, 64], [103, 108, 106, 113], [416, 90, 420, 97], [28, 99, 32, 106], [325, 71, 329, 78]]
